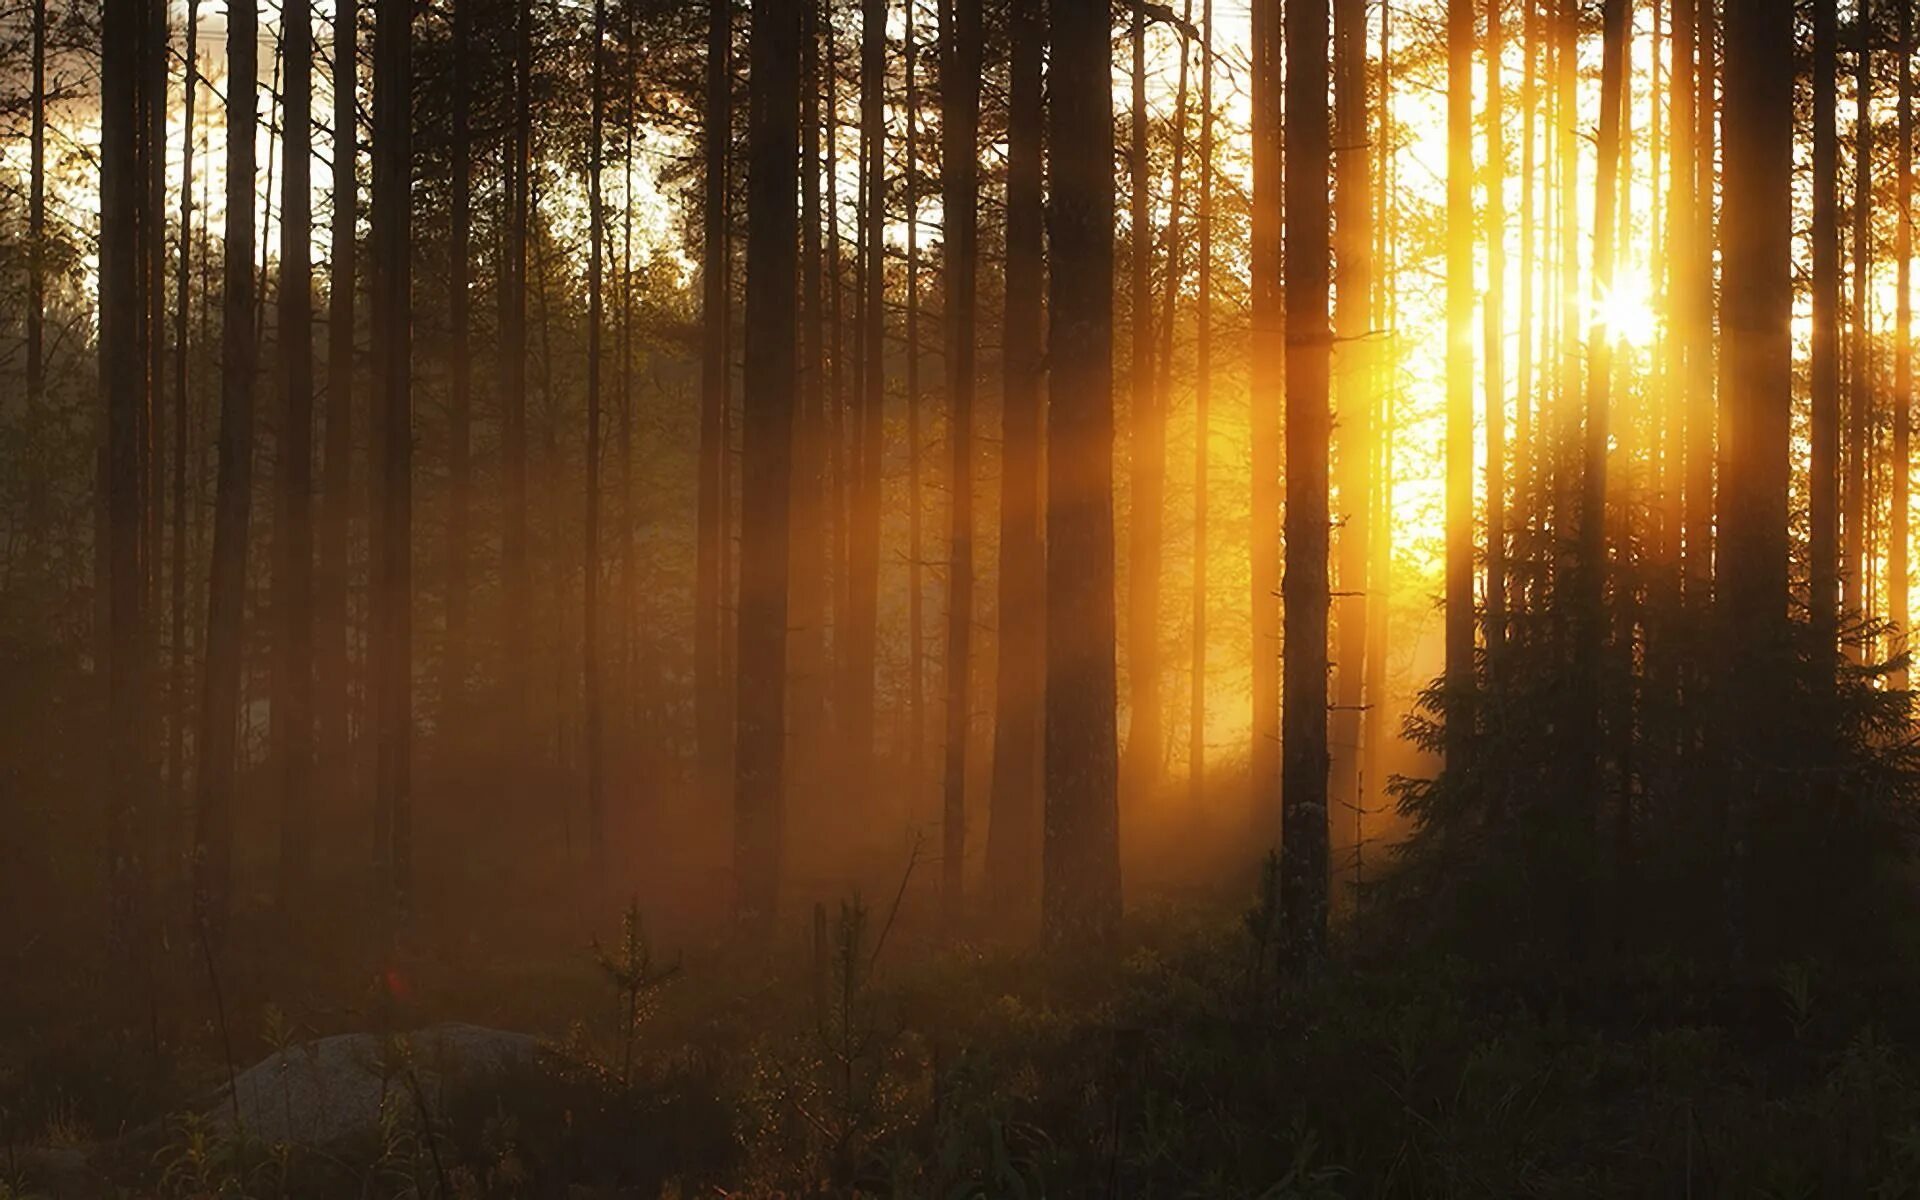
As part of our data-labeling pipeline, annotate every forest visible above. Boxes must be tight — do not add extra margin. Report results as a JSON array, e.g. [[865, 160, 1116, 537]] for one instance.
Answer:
[[5, 0, 1920, 1191]]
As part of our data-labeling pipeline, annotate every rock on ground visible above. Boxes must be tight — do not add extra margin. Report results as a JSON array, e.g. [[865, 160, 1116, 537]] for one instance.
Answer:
[[210, 1023, 546, 1147]]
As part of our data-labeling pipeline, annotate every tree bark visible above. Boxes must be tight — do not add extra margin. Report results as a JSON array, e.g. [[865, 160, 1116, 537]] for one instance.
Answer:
[[1811, 0, 1841, 656], [1282, 0, 1332, 957], [986, 0, 1046, 925], [276, 0, 316, 909], [370, 0, 413, 927], [192, 0, 257, 943], [1249, 0, 1282, 833], [1898, 0, 1915, 689], [735, 0, 800, 934], [585, 0, 607, 880], [697, 0, 733, 807], [1445, 0, 1475, 761], [1125, 0, 1164, 800], [319, 0, 357, 835], [1043, 0, 1122, 942], [1845, 0, 1873, 653], [940, 0, 981, 923], [845, 0, 887, 793], [1330, 0, 1373, 829], [445, 0, 471, 738], [104, 0, 154, 963], [1190, 0, 1213, 813]]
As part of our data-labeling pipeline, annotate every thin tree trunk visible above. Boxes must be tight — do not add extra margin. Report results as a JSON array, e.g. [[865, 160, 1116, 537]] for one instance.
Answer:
[[940, 0, 981, 923], [169, 0, 200, 877], [104, 0, 154, 965], [1483, 0, 1506, 659], [1445, 0, 1474, 760], [1898, 0, 1915, 690], [735, 0, 800, 933], [502, 0, 532, 746], [698, 0, 733, 808], [1249, 0, 1282, 831], [1043, 0, 1122, 942], [1152, 0, 1192, 794], [986, 0, 1045, 925], [1578, 0, 1627, 928], [845, 0, 886, 793], [1845, 0, 1872, 652], [1190, 0, 1213, 813], [1812, 0, 1841, 657], [319, 0, 357, 839], [26, 0, 46, 556], [1519, 0, 1537, 517], [1330, 0, 1373, 827], [1125, 0, 1163, 800], [585, 0, 607, 880], [905, 0, 924, 807], [1360, 0, 1396, 865], [1686, 0, 1716, 603], [276, 0, 316, 910], [791, 0, 827, 828], [1718, 0, 1793, 960], [193, 0, 257, 942], [370, 0, 412, 927], [445, 0, 471, 739], [1281, 0, 1332, 957]]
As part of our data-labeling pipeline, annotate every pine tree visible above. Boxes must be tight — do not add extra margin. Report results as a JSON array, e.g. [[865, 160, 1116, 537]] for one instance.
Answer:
[[1043, 0, 1122, 942], [735, 0, 801, 932]]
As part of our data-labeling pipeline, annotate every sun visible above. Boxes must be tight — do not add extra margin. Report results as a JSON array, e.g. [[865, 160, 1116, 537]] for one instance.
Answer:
[[1592, 278, 1659, 349]]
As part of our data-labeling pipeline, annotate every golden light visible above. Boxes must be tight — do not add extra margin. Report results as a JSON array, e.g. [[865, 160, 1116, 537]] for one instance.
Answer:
[[1593, 278, 1659, 349]]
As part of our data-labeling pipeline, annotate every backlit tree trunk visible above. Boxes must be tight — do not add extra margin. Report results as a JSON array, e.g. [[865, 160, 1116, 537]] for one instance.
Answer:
[[1043, 0, 1122, 942]]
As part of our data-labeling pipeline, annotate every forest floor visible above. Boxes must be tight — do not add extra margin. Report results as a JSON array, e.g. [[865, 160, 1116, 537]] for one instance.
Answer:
[[11, 883, 1920, 1198]]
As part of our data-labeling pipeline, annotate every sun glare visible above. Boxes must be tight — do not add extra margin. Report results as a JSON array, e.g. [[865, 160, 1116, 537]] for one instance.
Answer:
[[1594, 279, 1659, 349]]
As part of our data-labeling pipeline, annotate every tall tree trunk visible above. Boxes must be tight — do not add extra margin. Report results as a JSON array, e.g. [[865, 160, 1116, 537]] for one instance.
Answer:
[[1578, 0, 1627, 928], [276, 0, 316, 910], [1249, 0, 1282, 832], [940, 0, 981, 922], [1811, 0, 1840, 657], [502, 0, 531, 748], [1483, 0, 1506, 659], [1669, 0, 1698, 598], [1899, 0, 1915, 690], [26, 0, 46, 558], [792, 0, 827, 831], [1445, 0, 1474, 760], [1152, 0, 1192, 800], [1190, 0, 1213, 813], [585, 0, 607, 880], [1845, 0, 1873, 651], [905, 0, 925, 807], [697, 0, 732, 809], [1125, 0, 1163, 800], [986, 0, 1045, 925], [846, 0, 886, 793], [1519, 0, 1537, 518], [1043, 0, 1122, 942], [445, 0, 471, 740], [319, 0, 357, 837], [370, 0, 412, 927], [736, 0, 800, 933], [1718, 0, 1792, 959], [1360, 0, 1394, 829], [1282, 0, 1332, 958], [104, 0, 154, 964], [169, 0, 200, 874], [826, 15, 848, 723], [192, 0, 257, 943], [1330, 0, 1373, 827], [1686, 0, 1716, 602]]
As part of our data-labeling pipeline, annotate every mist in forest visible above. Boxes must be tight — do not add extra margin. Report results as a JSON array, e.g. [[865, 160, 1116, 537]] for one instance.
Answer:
[[4, 0, 1920, 1192]]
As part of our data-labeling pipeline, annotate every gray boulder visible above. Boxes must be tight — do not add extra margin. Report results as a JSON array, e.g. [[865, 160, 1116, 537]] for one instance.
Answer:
[[211, 1022, 547, 1147]]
